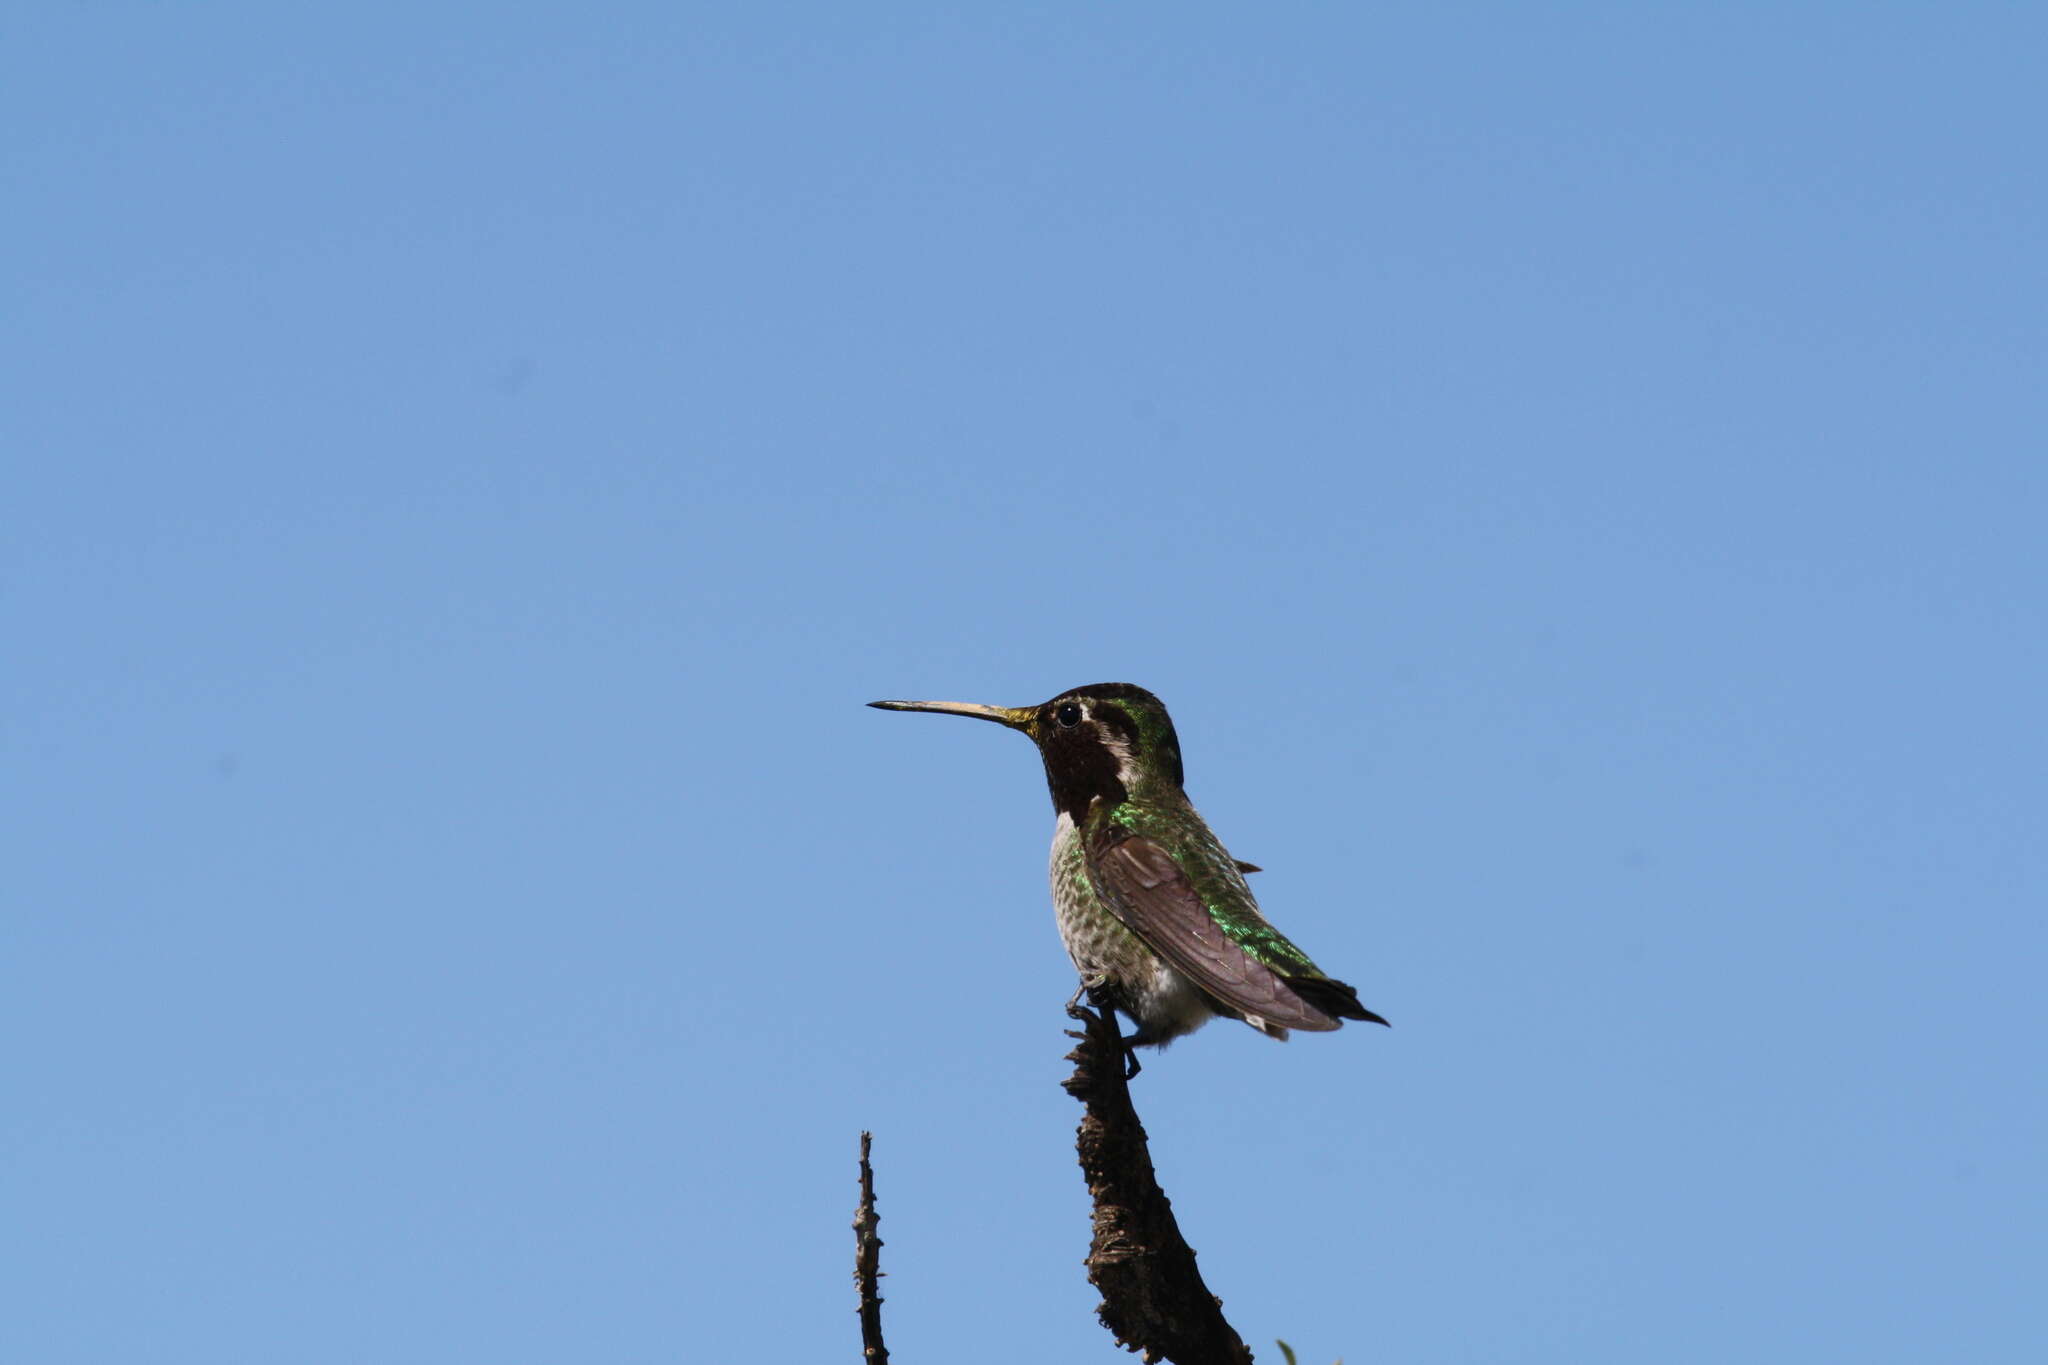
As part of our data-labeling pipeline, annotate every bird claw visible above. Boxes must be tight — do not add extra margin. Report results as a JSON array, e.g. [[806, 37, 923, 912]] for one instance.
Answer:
[[1064, 980, 1143, 1078]]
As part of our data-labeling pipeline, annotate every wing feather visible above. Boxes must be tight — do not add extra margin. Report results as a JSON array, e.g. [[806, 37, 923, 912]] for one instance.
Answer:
[[1089, 834, 1341, 1033]]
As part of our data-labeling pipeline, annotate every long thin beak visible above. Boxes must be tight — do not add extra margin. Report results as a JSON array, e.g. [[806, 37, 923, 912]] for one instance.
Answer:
[[868, 698, 1036, 732]]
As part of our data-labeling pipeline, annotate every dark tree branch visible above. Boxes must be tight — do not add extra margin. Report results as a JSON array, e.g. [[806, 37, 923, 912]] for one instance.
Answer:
[[1063, 1001, 1255, 1365], [853, 1131, 890, 1364]]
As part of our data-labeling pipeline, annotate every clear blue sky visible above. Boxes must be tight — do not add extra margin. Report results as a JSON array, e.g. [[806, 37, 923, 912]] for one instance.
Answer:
[[7, 5, 2043, 1361]]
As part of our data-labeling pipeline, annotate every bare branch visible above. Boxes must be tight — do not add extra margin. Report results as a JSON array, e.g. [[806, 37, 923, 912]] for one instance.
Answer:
[[853, 1131, 890, 1364], [1063, 1003, 1254, 1365]]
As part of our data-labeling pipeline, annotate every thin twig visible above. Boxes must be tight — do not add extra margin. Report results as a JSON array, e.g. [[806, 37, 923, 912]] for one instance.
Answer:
[[853, 1131, 890, 1363], [1063, 1002, 1254, 1365]]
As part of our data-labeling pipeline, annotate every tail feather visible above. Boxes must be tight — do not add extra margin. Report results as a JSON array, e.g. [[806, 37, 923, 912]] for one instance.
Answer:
[[1284, 975, 1390, 1028]]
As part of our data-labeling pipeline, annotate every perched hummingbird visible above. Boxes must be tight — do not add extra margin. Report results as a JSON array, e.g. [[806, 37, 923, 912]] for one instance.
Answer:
[[869, 683, 1387, 1063]]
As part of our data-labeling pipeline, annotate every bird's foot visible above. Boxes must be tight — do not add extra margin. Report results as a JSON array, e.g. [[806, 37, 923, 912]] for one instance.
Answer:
[[1117, 1029, 1150, 1080], [1065, 975, 1114, 1021], [1064, 978, 1142, 1078]]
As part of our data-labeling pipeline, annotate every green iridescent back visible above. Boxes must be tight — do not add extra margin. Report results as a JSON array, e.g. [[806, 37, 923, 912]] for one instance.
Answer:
[[1093, 793, 1327, 978]]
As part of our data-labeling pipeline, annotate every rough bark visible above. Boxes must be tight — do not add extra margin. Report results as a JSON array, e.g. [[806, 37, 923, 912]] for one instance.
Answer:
[[1063, 1002, 1254, 1365], [853, 1131, 890, 1363]]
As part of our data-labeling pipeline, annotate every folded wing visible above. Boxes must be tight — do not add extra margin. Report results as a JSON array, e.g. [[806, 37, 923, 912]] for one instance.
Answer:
[[1089, 833, 1342, 1034]]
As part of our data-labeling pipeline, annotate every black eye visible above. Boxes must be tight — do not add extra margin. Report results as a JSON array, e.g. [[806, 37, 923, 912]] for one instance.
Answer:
[[1055, 702, 1083, 728]]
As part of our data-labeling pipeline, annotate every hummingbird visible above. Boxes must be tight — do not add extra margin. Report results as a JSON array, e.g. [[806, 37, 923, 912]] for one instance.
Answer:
[[869, 683, 1387, 1067]]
